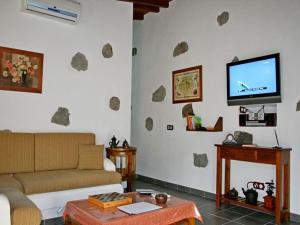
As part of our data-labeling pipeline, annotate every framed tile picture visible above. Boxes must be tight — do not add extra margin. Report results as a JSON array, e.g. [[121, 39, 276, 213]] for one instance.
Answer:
[[0, 46, 44, 93], [172, 65, 202, 104]]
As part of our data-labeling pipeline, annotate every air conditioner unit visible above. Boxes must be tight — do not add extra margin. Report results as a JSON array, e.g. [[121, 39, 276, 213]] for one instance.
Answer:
[[23, 0, 81, 24]]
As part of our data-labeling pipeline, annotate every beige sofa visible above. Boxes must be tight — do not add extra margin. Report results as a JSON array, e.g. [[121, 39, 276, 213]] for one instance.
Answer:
[[0, 132, 122, 225]]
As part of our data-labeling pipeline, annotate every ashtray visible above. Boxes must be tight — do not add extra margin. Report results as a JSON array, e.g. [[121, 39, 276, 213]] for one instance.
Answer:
[[155, 193, 168, 204]]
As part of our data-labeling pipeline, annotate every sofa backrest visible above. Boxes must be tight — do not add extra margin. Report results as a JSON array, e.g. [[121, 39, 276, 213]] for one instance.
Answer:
[[0, 133, 35, 174], [34, 133, 95, 171]]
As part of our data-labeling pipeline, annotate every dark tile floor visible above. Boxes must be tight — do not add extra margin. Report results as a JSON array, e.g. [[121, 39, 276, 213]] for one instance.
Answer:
[[44, 180, 300, 225]]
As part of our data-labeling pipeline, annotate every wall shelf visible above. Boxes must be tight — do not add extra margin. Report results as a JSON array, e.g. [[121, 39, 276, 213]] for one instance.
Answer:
[[186, 117, 223, 132]]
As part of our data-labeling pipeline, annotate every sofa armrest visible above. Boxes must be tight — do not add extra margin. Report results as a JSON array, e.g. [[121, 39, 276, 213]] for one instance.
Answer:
[[104, 158, 116, 171], [0, 194, 11, 225]]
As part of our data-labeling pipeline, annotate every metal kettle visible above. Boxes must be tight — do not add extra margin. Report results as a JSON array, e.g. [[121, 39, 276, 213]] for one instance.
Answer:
[[109, 135, 119, 148], [242, 182, 259, 205]]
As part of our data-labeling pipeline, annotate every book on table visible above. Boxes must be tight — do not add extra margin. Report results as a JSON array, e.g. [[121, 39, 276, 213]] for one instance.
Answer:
[[88, 192, 132, 208]]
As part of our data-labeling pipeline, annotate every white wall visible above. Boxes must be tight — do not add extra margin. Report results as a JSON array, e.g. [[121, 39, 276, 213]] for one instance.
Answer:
[[0, 0, 132, 144], [132, 0, 300, 215]]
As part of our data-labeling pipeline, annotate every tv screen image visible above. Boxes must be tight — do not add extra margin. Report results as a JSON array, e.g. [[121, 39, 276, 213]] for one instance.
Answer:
[[227, 53, 281, 106], [229, 58, 277, 97]]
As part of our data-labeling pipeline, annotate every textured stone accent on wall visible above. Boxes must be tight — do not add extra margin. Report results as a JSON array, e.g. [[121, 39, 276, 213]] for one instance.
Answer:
[[132, 48, 138, 56], [182, 103, 194, 118], [173, 42, 189, 57], [232, 56, 239, 62], [102, 43, 113, 58], [0, 129, 12, 132], [152, 85, 166, 102], [51, 107, 70, 126], [109, 96, 120, 111], [145, 117, 153, 131], [296, 100, 300, 111], [193, 153, 208, 168], [71, 52, 88, 71], [217, 11, 229, 26], [234, 131, 253, 145]]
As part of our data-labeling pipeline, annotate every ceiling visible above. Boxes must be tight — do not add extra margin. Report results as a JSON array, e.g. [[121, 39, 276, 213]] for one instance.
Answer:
[[118, 0, 173, 20]]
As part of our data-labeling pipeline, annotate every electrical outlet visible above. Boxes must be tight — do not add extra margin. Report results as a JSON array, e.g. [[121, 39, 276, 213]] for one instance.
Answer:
[[167, 125, 174, 130]]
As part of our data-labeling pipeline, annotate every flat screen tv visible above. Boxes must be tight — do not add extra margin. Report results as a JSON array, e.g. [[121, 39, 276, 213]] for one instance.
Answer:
[[227, 53, 281, 106]]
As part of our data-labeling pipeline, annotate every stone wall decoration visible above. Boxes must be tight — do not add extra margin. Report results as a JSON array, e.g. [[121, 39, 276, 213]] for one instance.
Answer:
[[234, 131, 253, 145], [152, 85, 166, 102], [102, 43, 113, 58], [173, 42, 189, 57], [71, 52, 88, 71], [296, 100, 300, 111], [51, 107, 70, 126], [232, 56, 239, 62], [132, 48, 138, 56], [109, 96, 120, 111], [173, 65, 202, 103], [217, 11, 229, 26], [182, 103, 194, 118], [0, 46, 44, 93], [193, 153, 208, 168], [145, 117, 153, 131]]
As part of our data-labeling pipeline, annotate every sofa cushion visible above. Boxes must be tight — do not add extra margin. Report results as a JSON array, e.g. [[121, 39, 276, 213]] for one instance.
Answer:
[[0, 133, 35, 174], [0, 188, 41, 225], [34, 133, 95, 171], [0, 175, 23, 192], [14, 169, 122, 195], [78, 144, 104, 170]]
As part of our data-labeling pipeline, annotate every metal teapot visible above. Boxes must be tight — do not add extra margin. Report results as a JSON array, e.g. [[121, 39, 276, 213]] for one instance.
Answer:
[[242, 181, 264, 205], [109, 135, 119, 148]]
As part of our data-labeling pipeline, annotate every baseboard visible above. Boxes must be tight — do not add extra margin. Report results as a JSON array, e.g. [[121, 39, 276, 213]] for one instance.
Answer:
[[135, 174, 300, 222], [135, 174, 215, 200]]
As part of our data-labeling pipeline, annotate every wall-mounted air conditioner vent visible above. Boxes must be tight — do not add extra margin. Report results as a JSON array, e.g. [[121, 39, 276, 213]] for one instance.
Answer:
[[23, 0, 81, 24]]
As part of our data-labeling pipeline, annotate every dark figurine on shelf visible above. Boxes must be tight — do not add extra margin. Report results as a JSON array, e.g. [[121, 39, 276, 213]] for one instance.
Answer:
[[122, 139, 129, 148], [227, 188, 238, 199], [109, 135, 119, 148], [264, 180, 275, 209]]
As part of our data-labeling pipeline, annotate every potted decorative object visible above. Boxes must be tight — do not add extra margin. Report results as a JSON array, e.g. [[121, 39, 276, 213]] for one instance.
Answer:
[[263, 180, 275, 209]]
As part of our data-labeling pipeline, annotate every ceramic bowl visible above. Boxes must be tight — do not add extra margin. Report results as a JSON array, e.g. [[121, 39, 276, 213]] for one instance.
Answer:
[[155, 193, 168, 204]]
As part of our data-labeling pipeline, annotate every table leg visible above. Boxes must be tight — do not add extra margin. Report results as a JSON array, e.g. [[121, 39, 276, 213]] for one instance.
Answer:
[[283, 162, 290, 221], [173, 218, 195, 225], [224, 159, 231, 204], [216, 147, 222, 208], [127, 176, 132, 192], [275, 152, 282, 224]]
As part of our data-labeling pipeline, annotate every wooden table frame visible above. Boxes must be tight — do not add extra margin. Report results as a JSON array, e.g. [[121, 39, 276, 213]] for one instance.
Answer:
[[65, 216, 196, 225], [106, 147, 136, 192], [215, 144, 291, 224]]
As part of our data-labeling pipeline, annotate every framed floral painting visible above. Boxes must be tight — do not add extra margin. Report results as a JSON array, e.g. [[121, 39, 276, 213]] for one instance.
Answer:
[[0, 46, 43, 93], [172, 65, 202, 103]]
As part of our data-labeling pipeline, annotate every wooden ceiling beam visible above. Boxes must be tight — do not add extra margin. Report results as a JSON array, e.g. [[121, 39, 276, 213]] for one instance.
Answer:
[[119, 0, 169, 8], [133, 3, 160, 13], [133, 11, 145, 20]]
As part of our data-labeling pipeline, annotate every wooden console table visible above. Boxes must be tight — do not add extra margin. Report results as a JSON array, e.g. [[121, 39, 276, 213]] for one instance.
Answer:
[[106, 147, 136, 192], [215, 144, 291, 224]]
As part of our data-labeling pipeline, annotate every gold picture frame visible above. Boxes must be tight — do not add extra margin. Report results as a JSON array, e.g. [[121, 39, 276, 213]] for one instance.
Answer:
[[172, 65, 202, 104], [0, 46, 44, 93]]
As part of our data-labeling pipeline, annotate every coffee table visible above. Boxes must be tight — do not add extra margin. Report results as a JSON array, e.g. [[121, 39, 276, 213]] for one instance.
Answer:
[[63, 192, 203, 225]]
